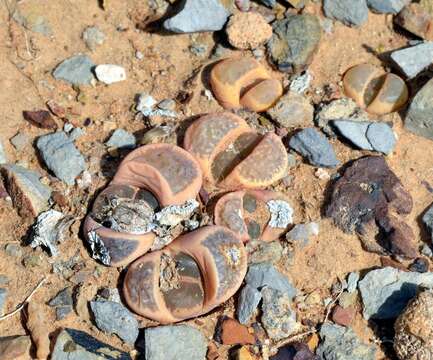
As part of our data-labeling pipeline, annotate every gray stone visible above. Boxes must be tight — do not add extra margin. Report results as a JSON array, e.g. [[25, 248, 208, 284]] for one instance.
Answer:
[[358, 267, 433, 319], [267, 91, 314, 129], [390, 42, 433, 78], [405, 78, 433, 140], [237, 284, 262, 324], [49, 288, 73, 307], [423, 204, 433, 241], [1, 164, 51, 217], [286, 222, 319, 247], [69, 127, 85, 141], [316, 323, 376, 360], [347, 272, 360, 294], [0, 288, 7, 315], [257, 0, 275, 6], [421, 243, 433, 258], [0, 276, 8, 286], [145, 325, 207, 360], [163, 0, 230, 33], [324, 0, 369, 27], [268, 15, 322, 73], [261, 287, 300, 340], [0, 141, 7, 163], [247, 240, 283, 264], [36, 132, 86, 185], [56, 306, 72, 320], [289, 128, 339, 168], [53, 55, 95, 86], [105, 129, 136, 149], [290, 71, 313, 94], [82, 26, 105, 51], [332, 120, 372, 150], [10, 132, 29, 151], [5, 243, 22, 258], [90, 300, 139, 344], [366, 123, 396, 155], [367, 0, 410, 13], [12, 9, 52, 36], [245, 263, 297, 299], [51, 328, 131, 360]]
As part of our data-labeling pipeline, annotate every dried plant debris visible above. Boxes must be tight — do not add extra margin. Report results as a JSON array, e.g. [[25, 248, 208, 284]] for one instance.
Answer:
[[29, 210, 74, 256], [326, 156, 417, 258]]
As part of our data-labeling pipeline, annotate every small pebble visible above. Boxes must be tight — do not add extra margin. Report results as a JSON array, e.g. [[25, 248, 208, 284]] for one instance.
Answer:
[[409, 257, 429, 273], [5, 243, 22, 258], [95, 64, 126, 84], [82, 26, 105, 50]]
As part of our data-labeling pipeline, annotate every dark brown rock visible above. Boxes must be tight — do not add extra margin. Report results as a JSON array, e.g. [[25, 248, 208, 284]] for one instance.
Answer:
[[326, 156, 417, 258], [270, 342, 319, 360], [23, 110, 57, 129]]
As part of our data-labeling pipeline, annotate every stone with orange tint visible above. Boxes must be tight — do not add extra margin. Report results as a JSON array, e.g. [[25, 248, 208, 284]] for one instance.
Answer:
[[218, 317, 255, 345], [210, 58, 282, 112], [123, 226, 247, 323], [343, 64, 408, 115]]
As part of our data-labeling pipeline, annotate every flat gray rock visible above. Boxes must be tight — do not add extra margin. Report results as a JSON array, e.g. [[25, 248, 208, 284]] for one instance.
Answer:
[[90, 300, 139, 344], [358, 267, 433, 319], [367, 0, 410, 13], [323, 0, 369, 27], [145, 325, 207, 360], [0, 141, 6, 163], [390, 42, 433, 78], [163, 0, 230, 33], [0, 288, 7, 315], [423, 204, 433, 241], [53, 54, 95, 85], [316, 323, 376, 360], [289, 128, 339, 167], [405, 78, 433, 140], [36, 132, 86, 185], [332, 120, 372, 150], [245, 263, 297, 299], [51, 328, 131, 360], [237, 284, 262, 324], [366, 123, 396, 154], [105, 129, 136, 149]]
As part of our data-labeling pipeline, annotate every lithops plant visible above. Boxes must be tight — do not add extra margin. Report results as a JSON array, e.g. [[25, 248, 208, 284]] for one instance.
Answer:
[[210, 57, 283, 112], [83, 144, 203, 267], [123, 225, 247, 323], [343, 64, 408, 115], [394, 289, 433, 360], [214, 190, 293, 242], [184, 112, 288, 190]]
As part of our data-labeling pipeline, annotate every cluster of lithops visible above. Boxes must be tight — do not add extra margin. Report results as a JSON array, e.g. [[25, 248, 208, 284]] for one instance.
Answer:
[[343, 64, 408, 115], [83, 112, 292, 323]]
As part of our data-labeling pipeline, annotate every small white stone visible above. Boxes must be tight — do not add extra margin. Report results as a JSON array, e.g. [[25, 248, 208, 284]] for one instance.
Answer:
[[95, 64, 126, 84]]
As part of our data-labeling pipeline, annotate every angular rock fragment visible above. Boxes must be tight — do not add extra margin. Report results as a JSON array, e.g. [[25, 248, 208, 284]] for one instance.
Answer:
[[0, 141, 6, 164], [271, 343, 319, 360], [323, 0, 368, 26], [289, 128, 339, 168], [145, 325, 207, 360], [268, 15, 322, 73], [390, 42, 433, 78], [358, 267, 433, 319], [1, 164, 51, 218], [52, 328, 132, 360], [247, 240, 283, 264], [210, 58, 282, 111], [52, 54, 95, 86], [422, 203, 433, 242], [405, 78, 433, 140], [394, 289, 433, 360], [0, 288, 7, 315], [163, 0, 230, 33], [90, 300, 139, 344], [29, 209, 73, 256], [316, 323, 376, 360], [286, 222, 319, 247], [395, 3, 433, 41], [105, 129, 136, 149], [0, 335, 31, 360], [332, 120, 396, 154], [237, 284, 262, 324], [23, 110, 57, 129], [218, 317, 255, 345], [82, 26, 105, 50], [36, 132, 86, 185], [326, 156, 417, 258], [367, 0, 410, 14]]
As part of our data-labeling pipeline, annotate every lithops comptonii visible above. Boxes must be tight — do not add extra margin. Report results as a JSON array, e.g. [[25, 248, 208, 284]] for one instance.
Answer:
[[184, 112, 288, 190], [83, 144, 203, 267], [210, 57, 283, 112], [214, 190, 293, 243], [394, 289, 433, 360], [123, 226, 247, 323], [343, 64, 408, 115]]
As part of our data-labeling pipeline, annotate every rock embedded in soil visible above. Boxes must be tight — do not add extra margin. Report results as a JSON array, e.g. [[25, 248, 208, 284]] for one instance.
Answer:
[[358, 267, 433, 319], [395, 3, 433, 41], [53, 54, 95, 86], [289, 128, 340, 168], [23, 110, 57, 129], [82, 26, 105, 51], [52, 328, 132, 360], [267, 91, 314, 129], [0, 288, 7, 315], [316, 323, 376, 360], [323, 0, 369, 27], [367, 0, 410, 13], [394, 289, 433, 360], [10, 132, 29, 151], [163, 0, 230, 33], [48, 287, 73, 307], [409, 257, 429, 273], [0, 335, 31, 360], [331, 305, 355, 326], [247, 240, 283, 264], [326, 156, 417, 258], [332, 120, 396, 154], [270, 343, 319, 360], [1, 164, 51, 218], [145, 325, 207, 360], [405, 78, 433, 140], [268, 14, 322, 73], [95, 64, 126, 84], [105, 129, 136, 149], [422, 203, 433, 241], [226, 12, 272, 50], [237, 284, 262, 324], [390, 42, 433, 78], [36, 131, 86, 185], [5, 243, 22, 258], [286, 222, 319, 247], [0, 141, 6, 164], [89, 300, 139, 344], [218, 317, 256, 345]]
